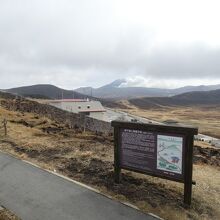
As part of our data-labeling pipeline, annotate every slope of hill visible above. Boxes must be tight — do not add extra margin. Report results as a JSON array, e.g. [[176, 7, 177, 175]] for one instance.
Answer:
[[0, 91, 220, 220], [75, 79, 220, 99], [75, 79, 172, 99], [5, 81, 220, 101], [129, 89, 220, 109], [6, 84, 90, 100], [173, 84, 220, 94], [3, 84, 125, 109]]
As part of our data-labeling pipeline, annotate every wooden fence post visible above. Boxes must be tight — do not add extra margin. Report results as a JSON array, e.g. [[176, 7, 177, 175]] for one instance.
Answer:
[[2, 119, 7, 136]]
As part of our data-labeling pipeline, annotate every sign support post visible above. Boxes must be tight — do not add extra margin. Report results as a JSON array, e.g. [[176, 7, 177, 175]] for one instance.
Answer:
[[184, 134, 194, 207], [114, 127, 121, 183]]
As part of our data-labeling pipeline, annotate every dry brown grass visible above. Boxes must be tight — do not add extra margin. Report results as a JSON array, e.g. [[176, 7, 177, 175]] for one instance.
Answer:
[[0, 106, 220, 220], [0, 208, 20, 220], [118, 101, 220, 138]]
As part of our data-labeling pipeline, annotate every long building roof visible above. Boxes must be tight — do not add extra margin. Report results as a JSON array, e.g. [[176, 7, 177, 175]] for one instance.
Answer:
[[49, 99, 88, 103]]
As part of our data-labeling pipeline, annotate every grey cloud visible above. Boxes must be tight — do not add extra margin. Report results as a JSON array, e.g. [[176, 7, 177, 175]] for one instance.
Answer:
[[145, 46, 220, 78], [0, 0, 220, 89]]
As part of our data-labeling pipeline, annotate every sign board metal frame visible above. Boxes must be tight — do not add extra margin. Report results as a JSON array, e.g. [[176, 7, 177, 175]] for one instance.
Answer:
[[111, 121, 198, 206]]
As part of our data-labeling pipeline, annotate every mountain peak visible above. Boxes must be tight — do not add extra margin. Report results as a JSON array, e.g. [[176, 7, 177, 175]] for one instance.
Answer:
[[99, 79, 126, 89], [110, 79, 126, 87]]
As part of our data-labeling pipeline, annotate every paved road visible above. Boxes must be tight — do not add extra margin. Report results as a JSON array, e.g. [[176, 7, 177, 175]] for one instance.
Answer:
[[0, 152, 158, 220]]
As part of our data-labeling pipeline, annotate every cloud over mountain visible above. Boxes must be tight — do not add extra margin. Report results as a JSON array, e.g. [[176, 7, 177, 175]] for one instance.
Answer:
[[0, 0, 220, 89]]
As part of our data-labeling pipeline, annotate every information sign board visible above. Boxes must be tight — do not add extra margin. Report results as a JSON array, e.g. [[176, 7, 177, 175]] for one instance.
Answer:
[[111, 121, 198, 206]]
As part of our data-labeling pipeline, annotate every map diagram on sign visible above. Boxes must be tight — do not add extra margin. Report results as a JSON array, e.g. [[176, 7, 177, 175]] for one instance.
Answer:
[[157, 135, 183, 174]]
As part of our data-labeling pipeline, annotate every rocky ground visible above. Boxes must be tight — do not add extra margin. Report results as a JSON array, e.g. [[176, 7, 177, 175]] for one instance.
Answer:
[[193, 145, 220, 166], [0, 97, 220, 220]]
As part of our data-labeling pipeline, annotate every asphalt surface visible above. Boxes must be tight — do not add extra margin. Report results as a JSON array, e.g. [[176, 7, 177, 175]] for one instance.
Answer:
[[0, 152, 158, 220]]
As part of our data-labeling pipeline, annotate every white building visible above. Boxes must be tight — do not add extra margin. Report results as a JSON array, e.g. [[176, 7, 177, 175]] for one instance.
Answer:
[[211, 140, 220, 148], [45, 99, 158, 124], [194, 134, 218, 142], [47, 99, 106, 120]]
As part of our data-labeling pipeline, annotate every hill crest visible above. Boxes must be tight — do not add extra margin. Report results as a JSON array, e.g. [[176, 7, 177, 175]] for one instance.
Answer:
[[129, 89, 220, 109]]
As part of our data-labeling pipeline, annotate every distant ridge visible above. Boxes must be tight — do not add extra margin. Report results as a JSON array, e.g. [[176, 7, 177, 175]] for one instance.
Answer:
[[75, 79, 172, 99], [5, 84, 92, 100], [3, 84, 126, 108], [75, 79, 220, 99], [4, 83, 220, 108], [129, 89, 220, 109]]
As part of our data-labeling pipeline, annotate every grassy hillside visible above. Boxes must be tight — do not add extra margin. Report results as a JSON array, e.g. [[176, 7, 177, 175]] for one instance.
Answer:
[[6, 84, 90, 100], [117, 100, 220, 139], [129, 89, 220, 109], [0, 94, 220, 219], [4, 85, 124, 109]]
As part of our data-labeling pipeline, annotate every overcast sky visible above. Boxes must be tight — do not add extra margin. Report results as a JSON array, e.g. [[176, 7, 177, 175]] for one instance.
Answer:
[[0, 0, 220, 89]]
